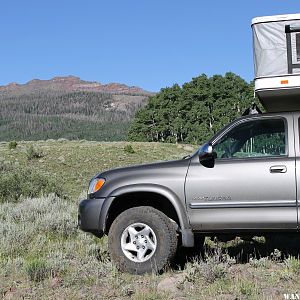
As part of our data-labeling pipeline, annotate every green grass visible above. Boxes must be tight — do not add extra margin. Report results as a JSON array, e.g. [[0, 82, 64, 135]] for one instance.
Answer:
[[0, 140, 300, 299], [0, 140, 195, 199]]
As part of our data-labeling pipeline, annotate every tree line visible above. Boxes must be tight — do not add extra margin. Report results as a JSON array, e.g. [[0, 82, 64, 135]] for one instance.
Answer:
[[128, 73, 257, 145]]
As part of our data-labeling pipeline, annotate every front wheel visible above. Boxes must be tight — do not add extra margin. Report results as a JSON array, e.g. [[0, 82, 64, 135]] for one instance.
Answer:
[[108, 206, 178, 274]]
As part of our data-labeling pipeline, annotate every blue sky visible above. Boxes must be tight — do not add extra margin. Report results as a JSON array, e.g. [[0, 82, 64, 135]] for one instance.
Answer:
[[0, 1, 299, 92]]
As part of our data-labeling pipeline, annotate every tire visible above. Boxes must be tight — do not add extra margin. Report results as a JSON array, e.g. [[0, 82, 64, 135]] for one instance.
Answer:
[[108, 206, 178, 274]]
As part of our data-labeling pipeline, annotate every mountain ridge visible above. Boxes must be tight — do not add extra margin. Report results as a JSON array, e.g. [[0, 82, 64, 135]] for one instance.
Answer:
[[0, 75, 154, 96]]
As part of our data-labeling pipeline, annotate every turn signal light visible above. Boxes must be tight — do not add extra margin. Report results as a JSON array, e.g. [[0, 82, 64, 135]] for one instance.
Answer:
[[93, 178, 105, 193]]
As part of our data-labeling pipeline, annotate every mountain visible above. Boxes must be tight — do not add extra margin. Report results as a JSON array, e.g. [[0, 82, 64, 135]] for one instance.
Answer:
[[0, 76, 153, 141], [0, 75, 152, 95]]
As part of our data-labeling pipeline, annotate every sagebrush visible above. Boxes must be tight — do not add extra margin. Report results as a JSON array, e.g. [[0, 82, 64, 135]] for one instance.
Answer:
[[0, 163, 64, 203]]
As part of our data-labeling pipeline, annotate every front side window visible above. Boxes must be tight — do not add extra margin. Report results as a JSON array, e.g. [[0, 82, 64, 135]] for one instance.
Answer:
[[213, 118, 286, 159]]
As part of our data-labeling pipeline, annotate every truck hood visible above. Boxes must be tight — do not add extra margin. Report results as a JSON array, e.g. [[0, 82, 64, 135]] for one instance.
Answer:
[[92, 158, 191, 198]]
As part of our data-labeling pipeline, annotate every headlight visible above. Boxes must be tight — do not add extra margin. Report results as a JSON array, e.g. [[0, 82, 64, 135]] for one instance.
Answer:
[[88, 178, 106, 194]]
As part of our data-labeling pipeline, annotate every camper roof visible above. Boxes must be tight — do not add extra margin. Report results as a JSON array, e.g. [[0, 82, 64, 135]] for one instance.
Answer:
[[252, 13, 300, 26]]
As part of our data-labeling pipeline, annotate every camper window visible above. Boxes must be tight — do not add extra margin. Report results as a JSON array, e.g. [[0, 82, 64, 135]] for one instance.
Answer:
[[296, 33, 300, 62]]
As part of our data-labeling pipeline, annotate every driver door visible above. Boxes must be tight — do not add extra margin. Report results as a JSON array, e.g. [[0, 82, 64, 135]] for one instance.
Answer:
[[185, 115, 297, 231]]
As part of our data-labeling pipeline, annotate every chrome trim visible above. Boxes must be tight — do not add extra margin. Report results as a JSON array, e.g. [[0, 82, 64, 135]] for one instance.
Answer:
[[189, 200, 296, 209]]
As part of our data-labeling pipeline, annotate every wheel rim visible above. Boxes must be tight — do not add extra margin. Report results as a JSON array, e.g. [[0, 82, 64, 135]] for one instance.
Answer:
[[121, 222, 157, 263]]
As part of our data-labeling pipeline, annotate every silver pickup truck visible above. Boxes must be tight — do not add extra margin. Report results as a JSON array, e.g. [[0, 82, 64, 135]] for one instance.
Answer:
[[78, 111, 299, 274]]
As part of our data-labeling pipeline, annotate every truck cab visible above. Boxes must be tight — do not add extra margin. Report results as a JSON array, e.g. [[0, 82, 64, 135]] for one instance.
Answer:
[[187, 112, 298, 232]]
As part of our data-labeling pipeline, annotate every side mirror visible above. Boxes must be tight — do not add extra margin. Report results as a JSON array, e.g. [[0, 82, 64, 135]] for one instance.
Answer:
[[198, 143, 213, 160], [198, 143, 214, 167]]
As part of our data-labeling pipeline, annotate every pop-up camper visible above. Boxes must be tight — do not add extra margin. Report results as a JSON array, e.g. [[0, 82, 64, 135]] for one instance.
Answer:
[[252, 13, 300, 112]]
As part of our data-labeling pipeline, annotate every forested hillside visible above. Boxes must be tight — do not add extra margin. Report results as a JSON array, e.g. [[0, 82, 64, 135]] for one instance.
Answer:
[[0, 76, 150, 141], [129, 73, 257, 145], [0, 73, 257, 143]]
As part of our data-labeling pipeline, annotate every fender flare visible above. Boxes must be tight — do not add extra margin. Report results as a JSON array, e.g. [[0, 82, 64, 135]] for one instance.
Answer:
[[99, 183, 194, 246]]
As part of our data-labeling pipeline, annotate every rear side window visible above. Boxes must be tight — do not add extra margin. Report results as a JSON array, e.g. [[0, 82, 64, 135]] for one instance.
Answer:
[[214, 118, 286, 159]]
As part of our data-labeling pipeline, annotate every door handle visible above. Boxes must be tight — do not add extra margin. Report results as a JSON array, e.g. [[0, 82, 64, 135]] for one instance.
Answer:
[[269, 165, 287, 173]]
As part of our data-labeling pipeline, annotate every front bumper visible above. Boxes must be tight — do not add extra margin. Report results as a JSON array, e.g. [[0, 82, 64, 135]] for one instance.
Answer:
[[78, 198, 106, 237]]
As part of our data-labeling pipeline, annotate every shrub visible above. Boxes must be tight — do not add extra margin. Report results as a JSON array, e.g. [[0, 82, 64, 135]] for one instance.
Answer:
[[0, 164, 64, 203], [201, 256, 229, 283], [249, 257, 271, 268], [284, 256, 300, 275], [124, 144, 135, 154], [25, 258, 49, 282], [270, 248, 282, 262], [26, 145, 43, 160], [8, 141, 18, 150], [238, 279, 257, 296], [184, 249, 233, 283], [0, 195, 77, 257]]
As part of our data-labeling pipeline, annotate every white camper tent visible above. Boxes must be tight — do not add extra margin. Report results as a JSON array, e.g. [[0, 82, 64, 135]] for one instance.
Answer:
[[252, 13, 300, 112]]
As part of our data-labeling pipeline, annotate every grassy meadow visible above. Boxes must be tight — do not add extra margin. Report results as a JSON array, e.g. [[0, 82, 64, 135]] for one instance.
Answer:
[[1, 140, 300, 299]]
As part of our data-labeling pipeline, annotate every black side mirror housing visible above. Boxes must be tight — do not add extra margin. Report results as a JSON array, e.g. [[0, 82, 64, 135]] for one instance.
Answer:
[[198, 143, 215, 168]]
